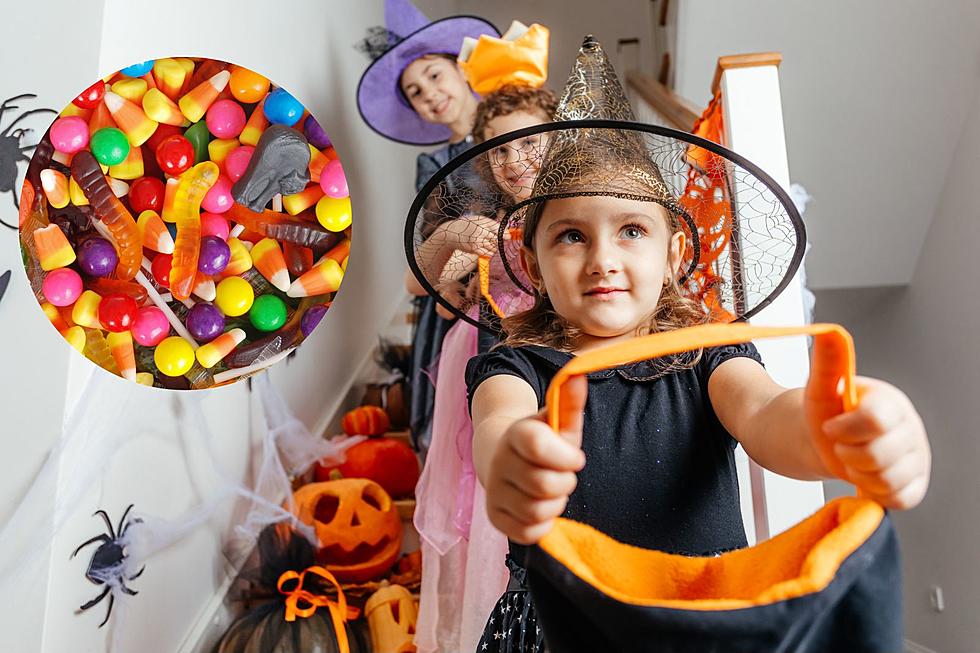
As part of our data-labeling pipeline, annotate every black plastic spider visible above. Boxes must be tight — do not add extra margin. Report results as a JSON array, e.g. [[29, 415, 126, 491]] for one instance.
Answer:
[[71, 504, 145, 628], [0, 93, 55, 229]]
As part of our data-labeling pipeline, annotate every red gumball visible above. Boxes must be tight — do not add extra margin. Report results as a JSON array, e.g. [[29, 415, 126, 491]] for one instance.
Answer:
[[98, 293, 139, 332], [128, 177, 165, 213], [155, 134, 194, 176], [72, 80, 105, 110], [151, 253, 172, 288], [314, 437, 420, 499], [145, 123, 182, 154]]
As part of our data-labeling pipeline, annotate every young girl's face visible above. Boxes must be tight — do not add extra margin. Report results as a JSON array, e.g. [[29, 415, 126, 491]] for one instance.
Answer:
[[522, 195, 686, 348], [484, 110, 549, 202], [400, 56, 472, 126]]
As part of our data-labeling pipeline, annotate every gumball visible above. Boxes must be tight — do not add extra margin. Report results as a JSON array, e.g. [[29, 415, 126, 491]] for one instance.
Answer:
[[76, 237, 118, 277], [42, 268, 83, 307], [201, 212, 230, 240], [151, 252, 172, 287], [128, 176, 166, 213], [185, 303, 226, 342], [215, 276, 254, 316], [145, 123, 183, 154], [73, 80, 105, 110], [229, 67, 270, 104], [300, 304, 328, 337], [90, 127, 130, 166], [154, 336, 195, 377], [319, 159, 348, 199], [120, 60, 154, 77], [200, 174, 233, 213], [223, 145, 254, 182], [249, 294, 287, 332], [50, 117, 90, 154], [263, 88, 303, 126], [131, 306, 170, 346], [155, 134, 195, 176], [303, 115, 331, 149], [98, 293, 139, 332], [315, 195, 352, 232], [205, 99, 246, 138], [198, 236, 231, 275]]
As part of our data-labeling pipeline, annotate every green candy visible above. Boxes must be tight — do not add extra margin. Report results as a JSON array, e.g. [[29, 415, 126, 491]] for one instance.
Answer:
[[249, 294, 288, 332], [89, 128, 130, 166], [183, 120, 210, 164]]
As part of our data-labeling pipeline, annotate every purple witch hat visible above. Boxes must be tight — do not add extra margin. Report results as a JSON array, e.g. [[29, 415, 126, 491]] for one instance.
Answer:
[[356, 0, 498, 146]]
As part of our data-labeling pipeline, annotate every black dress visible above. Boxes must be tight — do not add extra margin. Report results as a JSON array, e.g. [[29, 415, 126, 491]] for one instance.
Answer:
[[465, 342, 764, 653]]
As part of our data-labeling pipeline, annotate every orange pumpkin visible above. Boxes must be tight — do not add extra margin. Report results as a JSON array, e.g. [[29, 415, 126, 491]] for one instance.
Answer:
[[314, 437, 420, 498], [365, 583, 418, 653], [293, 479, 403, 583], [342, 405, 390, 436]]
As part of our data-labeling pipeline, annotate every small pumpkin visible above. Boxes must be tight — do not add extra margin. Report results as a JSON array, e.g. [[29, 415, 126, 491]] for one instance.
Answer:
[[365, 583, 418, 653], [293, 479, 403, 583], [314, 437, 420, 498], [342, 405, 390, 436]]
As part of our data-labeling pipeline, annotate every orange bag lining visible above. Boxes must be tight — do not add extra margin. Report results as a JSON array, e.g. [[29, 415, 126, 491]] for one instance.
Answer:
[[538, 496, 883, 611]]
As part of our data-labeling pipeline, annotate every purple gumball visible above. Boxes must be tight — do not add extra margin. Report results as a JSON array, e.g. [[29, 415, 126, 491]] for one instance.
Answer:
[[185, 303, 226, 342], [198, 236, 231, 275], [77, 237, 118, 277], [300, 304, 328, 337], [303, 114, 331, 149]]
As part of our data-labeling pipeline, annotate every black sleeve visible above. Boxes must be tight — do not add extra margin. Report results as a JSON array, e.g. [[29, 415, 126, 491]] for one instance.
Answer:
[[699, 342, 765, 381], [465, 346, 544, 415], [415, 153, 440, 193]]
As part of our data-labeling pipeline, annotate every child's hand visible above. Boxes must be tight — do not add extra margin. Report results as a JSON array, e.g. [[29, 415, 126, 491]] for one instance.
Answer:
[[485, 376, 588, 544], [806, 337, 931, 509], [448, 214, 506, 256]]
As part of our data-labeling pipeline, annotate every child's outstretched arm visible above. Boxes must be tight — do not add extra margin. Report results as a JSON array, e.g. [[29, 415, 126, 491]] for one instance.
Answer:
[[708, 340, 930, 510], [472, 374, 588, 544]]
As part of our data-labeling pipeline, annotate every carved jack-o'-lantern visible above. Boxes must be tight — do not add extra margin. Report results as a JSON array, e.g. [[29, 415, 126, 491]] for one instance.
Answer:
[[365, 583, 418, 653], [293, 479, 403, 583]]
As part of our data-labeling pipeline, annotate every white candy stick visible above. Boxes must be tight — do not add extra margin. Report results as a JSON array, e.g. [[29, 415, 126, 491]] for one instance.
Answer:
[[212, 347, 296, 385], [134, 271, 199, 348]]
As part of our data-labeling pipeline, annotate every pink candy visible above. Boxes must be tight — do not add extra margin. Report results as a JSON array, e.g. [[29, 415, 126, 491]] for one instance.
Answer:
[[223, 145, 254, 182], [205, 99, 246, 139], [201, 212, 230, 240], [50, 116, 90, 154], [42, 268, 83, 307], [131, 306, 170, 346], [201, 174, 233, 213], [319, 159, 348, 199]]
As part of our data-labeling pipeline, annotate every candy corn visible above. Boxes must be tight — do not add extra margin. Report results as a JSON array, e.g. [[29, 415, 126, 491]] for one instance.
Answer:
[[108, 141, 144, 180], [137, 210, 175, 254], [42, 302, 71, 331], [69, 176, 89, 206], [111, 78, 148, 104], [153, 58, 188, 100], [220, 237, 253, 277], [33, 223, 76, 270], [282, 184, 324, 216], [161, 177, 179, 223], [178, 70, 230, 123], [196, 328, 246, 368], [107, 330, 136, 381], [239, 95, 268, 146], [62, 326, 86, 353], [192, 274, 217, 302], [88, 98, 116, 133], [72, 290, 103, 329], [308, 145, 330, 183], [142, 88, 187, 126], [107, 176, 130, 198], [60, 103, 92, 120], [103, 91, 158, 147], [287, 258, 343, 297], [251, 238, 290, 292], [323, 238, 351, 265], [207, 138, 239, 169], [40, 169, 70, 209]]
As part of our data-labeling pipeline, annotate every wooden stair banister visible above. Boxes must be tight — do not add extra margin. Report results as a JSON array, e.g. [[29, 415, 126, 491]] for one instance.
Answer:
[[711, 52, 783, 95], [625, 70, 702, 131]]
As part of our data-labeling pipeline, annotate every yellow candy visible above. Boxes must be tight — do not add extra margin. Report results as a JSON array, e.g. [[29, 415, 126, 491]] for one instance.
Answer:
[[315, 195, 352, 232], [61, 326, 86, 353], [69, 176, 89, 206], [154, 336, 195, 377], [71, 290, 102, 329], [208, 138, 240, 167], [215, 276, 254, 317], [135, 372, 154, 386], [111, 78, 148, 103]]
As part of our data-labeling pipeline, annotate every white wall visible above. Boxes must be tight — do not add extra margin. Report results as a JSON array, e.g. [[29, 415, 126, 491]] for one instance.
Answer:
[[674, 0, 980, 291], [814, 86, 980, 653]]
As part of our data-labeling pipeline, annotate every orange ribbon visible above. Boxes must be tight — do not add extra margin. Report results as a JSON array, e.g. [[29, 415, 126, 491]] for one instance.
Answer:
[[478, 256, 506, 319], [277, 566, 358, 653]]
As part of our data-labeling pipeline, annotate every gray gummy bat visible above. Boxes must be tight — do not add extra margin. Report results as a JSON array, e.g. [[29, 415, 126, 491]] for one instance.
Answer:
[[231, 124, 311, 211]]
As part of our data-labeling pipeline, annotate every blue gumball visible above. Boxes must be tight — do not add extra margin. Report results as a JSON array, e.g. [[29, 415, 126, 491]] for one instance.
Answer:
[[120, 60, 155, 77], [263, 88, 304, 127]]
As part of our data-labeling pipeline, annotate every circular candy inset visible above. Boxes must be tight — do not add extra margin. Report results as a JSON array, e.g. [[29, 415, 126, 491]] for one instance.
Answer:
[[249, 294, 287, 332], [90, 127, 130, 166], [20, 57, 353, 389], [77, 237, 118, 278], [215, 276, 254, 317], [50, 117, 90, 154], [186, 303, 226, 342], [42, 268, 83, 307], [155, 336, 195, 377]]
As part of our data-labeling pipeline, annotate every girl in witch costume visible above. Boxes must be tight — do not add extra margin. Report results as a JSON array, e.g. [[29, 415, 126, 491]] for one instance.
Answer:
[[356, 0, 499, 455], [408, 37, 931, 652]]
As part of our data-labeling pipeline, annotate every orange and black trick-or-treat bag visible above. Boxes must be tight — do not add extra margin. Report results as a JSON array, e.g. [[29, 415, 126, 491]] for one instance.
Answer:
[[523, 324, 903, 653]]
